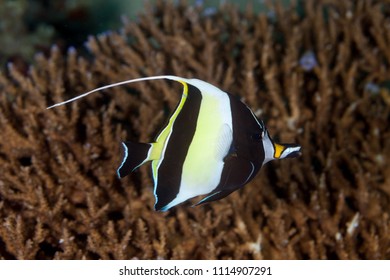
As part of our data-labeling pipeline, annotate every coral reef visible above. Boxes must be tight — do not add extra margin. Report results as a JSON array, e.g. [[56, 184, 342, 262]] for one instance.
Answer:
[[0, 0, 389, 259]]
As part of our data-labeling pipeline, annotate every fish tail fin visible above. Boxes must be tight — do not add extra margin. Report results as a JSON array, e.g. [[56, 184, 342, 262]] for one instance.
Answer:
[[117, 141, 153, 178]]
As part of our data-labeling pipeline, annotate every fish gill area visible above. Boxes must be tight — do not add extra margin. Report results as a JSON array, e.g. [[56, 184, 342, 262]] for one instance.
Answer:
[[0, 0, 389, 259]]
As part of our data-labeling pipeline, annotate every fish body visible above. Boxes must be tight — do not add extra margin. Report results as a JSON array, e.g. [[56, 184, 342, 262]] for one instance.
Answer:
[[48, 75, 301, 211], [115, 77, 301, 211]]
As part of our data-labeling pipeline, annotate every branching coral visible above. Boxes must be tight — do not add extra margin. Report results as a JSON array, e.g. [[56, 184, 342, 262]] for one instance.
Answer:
[[0, 0, 389, 259]]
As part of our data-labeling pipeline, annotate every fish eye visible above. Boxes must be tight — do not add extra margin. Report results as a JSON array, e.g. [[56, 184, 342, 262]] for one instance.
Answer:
[[251, 132, 263, 141]]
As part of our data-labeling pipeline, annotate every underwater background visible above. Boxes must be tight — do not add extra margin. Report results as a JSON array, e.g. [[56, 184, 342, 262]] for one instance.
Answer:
[[1, 0, 291, 71], [0, 0, 389, 259]]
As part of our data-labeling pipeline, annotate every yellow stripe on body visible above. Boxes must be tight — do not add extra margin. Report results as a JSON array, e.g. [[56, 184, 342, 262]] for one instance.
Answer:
[[151, 78, 233, 210], [179, 90, 232, 197], [150, 81, 189, 180]]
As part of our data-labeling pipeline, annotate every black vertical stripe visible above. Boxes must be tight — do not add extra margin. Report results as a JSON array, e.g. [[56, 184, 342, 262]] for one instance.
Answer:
[[229, 94, 265, 168], [154, 84, 202, 210], [211, 95, 265, 194]]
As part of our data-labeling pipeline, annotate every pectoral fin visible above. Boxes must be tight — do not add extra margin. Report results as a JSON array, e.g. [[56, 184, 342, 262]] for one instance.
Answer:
[[195, 156, 255, 206]]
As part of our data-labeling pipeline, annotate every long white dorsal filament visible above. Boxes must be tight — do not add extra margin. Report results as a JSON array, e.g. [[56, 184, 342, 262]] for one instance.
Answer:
[[46, 75, 184, 109]]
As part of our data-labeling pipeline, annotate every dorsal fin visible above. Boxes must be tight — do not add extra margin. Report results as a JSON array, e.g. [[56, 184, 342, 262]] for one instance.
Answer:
[[46, 75, 188, 109]]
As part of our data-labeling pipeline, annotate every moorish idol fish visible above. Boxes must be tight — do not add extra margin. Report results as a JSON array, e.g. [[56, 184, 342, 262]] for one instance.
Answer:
[[48, 75, 301, 211]]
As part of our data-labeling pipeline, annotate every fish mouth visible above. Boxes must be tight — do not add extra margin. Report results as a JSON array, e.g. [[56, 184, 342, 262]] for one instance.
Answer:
[[284, 149, 302, 158]]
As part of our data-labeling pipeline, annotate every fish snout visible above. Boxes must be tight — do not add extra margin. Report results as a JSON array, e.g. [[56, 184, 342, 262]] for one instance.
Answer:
[[273, 143, 301, 159]]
